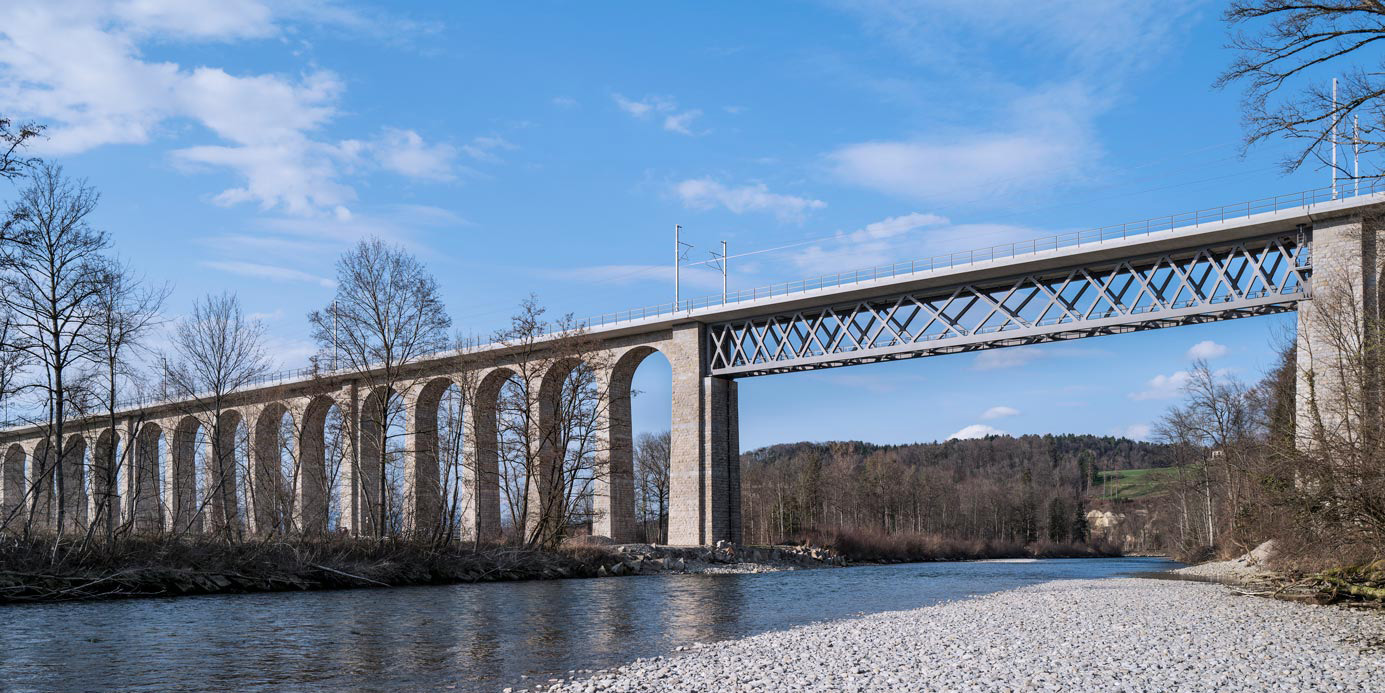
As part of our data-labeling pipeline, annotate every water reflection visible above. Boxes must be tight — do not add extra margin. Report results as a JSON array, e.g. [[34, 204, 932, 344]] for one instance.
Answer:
[[0, 557, 1177, 692]]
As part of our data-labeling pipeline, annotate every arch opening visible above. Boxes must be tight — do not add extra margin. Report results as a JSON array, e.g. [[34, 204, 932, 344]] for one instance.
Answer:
[[409, 377, 468, 539], [131, 422, 164, 533], [88, 428, 121, 536], [1, 444, 25, 531], [619, 346, 673, 544], [298, 396, 347, 534], [61, 434, 88, 531], [356, 386, 408, 536]]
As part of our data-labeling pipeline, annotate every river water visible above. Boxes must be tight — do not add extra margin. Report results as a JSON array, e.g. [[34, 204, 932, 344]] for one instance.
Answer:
[[0, 556, 1178, 692]]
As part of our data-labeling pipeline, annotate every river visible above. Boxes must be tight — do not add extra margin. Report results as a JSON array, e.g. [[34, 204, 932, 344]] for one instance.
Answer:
[[0, 556, 1178, 692]]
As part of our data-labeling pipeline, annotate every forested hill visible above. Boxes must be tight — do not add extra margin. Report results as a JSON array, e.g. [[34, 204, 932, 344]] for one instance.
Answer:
[[743, 434, 1176, 475], [738, 434, 1177, 546]]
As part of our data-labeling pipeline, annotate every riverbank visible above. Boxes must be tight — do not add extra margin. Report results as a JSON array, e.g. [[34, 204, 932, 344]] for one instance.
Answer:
[[539, 577, 1385, 692], [0, 536, 840, 603]]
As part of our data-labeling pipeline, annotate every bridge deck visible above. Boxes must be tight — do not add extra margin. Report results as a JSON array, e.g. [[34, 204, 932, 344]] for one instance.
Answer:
[[2, 188, 1380, 434]]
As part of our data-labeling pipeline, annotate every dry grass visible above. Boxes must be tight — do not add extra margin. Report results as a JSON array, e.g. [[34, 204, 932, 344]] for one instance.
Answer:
[[795, 527, 1122, 563]]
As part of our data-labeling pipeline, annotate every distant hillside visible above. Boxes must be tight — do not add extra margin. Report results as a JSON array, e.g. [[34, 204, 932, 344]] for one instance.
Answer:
[[744, 434, 1177, 475], [739, 434, 1179, 547]]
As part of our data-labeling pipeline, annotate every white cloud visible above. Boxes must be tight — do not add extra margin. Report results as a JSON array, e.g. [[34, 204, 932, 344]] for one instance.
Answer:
[[613, 93, 703, 135], [460, 135, 516, 163], [1129, 371, 1192, 401], [981, 405, 1020, 420], [663, 109, 703, 135], [202, 261, 336, 288], [0, 2, 449, 216], [949, 424, 1006, 440], [551, 96, 579, 109], [1186, 340, 1229, 360], [1123, 423, 1152, 440], [369, 128, 459, 181], [675, 178, 826, 222]]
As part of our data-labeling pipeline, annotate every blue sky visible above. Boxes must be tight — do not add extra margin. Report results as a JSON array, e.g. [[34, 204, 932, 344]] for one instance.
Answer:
[[0, 1, 1320, 448]]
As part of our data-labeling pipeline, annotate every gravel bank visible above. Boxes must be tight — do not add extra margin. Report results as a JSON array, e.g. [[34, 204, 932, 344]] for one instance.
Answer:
[[1173, 541, 1277, 585], [537, 578, 1385, 692]]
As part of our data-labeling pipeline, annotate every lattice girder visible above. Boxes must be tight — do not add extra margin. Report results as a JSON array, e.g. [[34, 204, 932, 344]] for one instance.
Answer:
[[707, 232, 1310, 376]]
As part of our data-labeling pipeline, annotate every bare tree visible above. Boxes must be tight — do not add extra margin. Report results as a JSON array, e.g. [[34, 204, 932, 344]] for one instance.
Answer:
[[634, 430, 671, 543], [0, 118, 42, 183], [85, 258, 168, 542], [166, 292, 272, 541], [0, 164, 109, 534], [1219, 2, 1385, 179], [308, 237, 451, 537], [491, 297, 611, 548], [0, 310, 34, 426]]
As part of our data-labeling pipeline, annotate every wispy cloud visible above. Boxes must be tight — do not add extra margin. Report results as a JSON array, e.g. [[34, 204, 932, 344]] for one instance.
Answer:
[[1130, 371, 1192, 401], [674, 178, 825, 221], [981, 405, 1020, 420], [460, 135, 516, 163], [541, 264, 726, 292], [827, 86, 1093, 204], [613, 93, 704, 135], [202, 261, 336, 288], [972, 344, 1108, 371], [1122, 423, 1152, 440], [662, 109, 703, 135], [823, 2, 1198, 205]]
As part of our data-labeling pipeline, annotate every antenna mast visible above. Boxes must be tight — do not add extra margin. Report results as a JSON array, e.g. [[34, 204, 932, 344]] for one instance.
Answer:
[[1355, 115, 1361, 196]]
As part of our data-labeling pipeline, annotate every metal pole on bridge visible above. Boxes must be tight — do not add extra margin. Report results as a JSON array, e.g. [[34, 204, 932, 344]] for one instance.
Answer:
[[674, 224, 681, 311], [1332, 77, 1339, 199], [722, 240, 728, 305]]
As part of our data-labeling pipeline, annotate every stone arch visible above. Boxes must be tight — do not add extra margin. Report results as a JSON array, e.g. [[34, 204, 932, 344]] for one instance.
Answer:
[[1, 443, 24, 528], [297, 395, 337, 533], [252, 402, 292, 534], [130, 422, 164, 532], [405, 376, 458, 535], [531, 356, 597, 541], [359, 385, 403, 535], [29, 437, 54, 529], [169, 416, 203, 533], [205, 409, 246, 537], [89, 428, 120, 535], [468, 368, 513, 541], [597, 345, 667, 542], [61, 433, 88, 530]]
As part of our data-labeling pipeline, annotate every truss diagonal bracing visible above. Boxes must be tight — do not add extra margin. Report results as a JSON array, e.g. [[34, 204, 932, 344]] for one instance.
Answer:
[[707, 232, 1311, 376]]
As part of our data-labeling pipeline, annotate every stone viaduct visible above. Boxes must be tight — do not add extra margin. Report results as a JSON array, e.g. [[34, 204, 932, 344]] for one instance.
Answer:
[[0, 187, 1380, 546]]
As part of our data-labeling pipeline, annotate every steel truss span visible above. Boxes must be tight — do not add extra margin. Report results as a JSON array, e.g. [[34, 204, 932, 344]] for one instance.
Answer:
[[707, 231, 1311, 377]]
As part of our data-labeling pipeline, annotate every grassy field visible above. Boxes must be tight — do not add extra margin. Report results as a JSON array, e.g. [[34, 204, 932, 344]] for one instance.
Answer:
[[1093, 467, 1181, 501]]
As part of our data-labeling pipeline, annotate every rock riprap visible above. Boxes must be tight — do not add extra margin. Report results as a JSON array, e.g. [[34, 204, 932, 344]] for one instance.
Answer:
[[538, 578, 1385, 692]]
